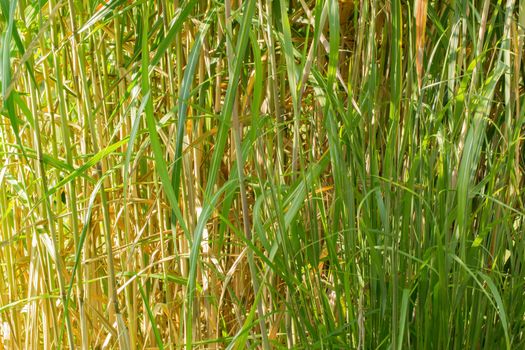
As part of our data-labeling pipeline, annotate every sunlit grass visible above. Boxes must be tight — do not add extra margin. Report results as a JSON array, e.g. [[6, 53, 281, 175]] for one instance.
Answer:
[[0, 0, 524, 348]]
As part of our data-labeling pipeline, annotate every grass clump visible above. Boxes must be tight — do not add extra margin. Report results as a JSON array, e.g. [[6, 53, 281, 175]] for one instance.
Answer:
[[0, 0, 524, 348]]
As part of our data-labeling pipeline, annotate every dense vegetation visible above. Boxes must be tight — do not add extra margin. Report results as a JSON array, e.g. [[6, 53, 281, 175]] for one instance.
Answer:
[[0, 0, 524, 348]]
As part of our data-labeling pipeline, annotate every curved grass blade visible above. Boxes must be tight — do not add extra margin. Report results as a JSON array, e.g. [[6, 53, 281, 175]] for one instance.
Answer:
[[138, 283, 165, 350], [171, 10, 215, 229], [140, 1, 188, 237]]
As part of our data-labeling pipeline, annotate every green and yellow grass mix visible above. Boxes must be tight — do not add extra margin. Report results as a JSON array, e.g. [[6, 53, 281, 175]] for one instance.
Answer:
[[0, 0, 524, 348]]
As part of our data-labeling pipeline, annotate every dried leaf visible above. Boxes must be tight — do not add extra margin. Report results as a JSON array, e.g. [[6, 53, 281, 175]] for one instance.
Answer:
[[415, 0, 428, 89]]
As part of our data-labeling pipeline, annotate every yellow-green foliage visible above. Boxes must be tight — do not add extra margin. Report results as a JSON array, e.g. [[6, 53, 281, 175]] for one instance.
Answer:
[[0, 0, 524, 348]]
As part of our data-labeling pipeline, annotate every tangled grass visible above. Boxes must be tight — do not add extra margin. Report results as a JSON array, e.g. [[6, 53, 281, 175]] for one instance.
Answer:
[[0, 0, 524, 348]]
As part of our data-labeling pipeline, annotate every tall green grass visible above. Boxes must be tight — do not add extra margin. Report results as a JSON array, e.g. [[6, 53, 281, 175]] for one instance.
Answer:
[[0, 0, 524, 348]]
